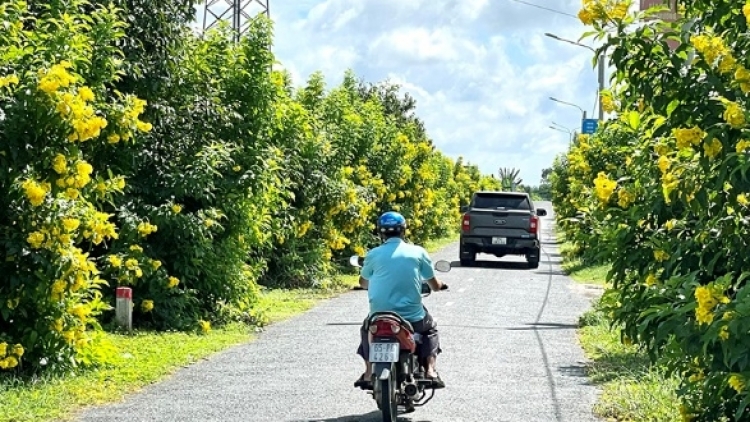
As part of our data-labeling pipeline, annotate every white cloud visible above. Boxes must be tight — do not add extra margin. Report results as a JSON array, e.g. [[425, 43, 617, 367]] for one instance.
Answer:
[[196, 0, 605, 185]]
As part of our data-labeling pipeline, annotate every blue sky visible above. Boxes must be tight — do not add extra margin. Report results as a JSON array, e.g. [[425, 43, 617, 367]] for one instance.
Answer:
[[195, 0, 606, 186]]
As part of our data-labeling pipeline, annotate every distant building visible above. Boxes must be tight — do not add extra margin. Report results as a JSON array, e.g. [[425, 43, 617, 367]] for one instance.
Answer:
[[640, 0, 680, 50]]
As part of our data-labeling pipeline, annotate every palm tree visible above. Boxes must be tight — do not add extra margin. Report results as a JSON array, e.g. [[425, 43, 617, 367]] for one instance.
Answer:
[[498, 167, 523, 191]]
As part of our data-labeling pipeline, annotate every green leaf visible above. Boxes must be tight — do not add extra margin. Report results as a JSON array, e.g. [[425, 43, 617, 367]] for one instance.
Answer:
[[627, 111, 641, 129], [666, 99, 680, 117]]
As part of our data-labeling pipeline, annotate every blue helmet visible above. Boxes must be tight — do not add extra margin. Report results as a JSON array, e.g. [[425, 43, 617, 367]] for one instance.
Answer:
[[378, 211, 407, 235]]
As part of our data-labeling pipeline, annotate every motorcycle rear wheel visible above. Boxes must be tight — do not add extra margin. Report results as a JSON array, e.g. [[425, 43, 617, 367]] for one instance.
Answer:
[[378, 364, 397, 422]]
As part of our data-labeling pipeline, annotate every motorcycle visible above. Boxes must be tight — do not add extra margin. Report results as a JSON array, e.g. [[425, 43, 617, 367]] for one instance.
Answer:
[[348, 254, 453, 422]]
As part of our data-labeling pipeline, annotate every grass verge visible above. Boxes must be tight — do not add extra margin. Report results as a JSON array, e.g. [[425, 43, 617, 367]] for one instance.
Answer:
[[579, 305, 681, 421], [558, 241, 611, 287], [1, 233, 458, 422]]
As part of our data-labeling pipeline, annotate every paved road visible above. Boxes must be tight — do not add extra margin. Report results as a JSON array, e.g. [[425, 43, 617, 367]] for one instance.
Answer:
[[77, 202, 601, 422]]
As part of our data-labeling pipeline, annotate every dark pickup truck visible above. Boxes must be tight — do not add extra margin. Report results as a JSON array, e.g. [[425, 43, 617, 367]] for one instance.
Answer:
[[459, 191, 547, 268]]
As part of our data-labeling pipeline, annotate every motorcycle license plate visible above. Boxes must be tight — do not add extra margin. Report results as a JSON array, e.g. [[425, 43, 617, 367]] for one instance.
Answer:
[[370, 342, 399, 363]]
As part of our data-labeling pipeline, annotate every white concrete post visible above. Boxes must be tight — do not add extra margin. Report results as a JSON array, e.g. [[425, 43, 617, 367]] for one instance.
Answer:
[[115, 287, 133, 331]]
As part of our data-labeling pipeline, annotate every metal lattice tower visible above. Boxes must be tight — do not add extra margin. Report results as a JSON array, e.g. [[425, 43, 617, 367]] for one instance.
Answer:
[[203, 0, 270, 42]]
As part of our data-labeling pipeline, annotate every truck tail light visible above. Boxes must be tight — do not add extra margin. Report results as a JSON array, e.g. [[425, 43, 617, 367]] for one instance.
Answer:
[[461, 213, 470, 232], [530, 215, 538, 234]]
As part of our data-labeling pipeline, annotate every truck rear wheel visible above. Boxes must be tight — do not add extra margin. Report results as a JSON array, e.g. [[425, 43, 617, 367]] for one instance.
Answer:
[[459, 245, 476, 267], [527, 248, 540, 269]]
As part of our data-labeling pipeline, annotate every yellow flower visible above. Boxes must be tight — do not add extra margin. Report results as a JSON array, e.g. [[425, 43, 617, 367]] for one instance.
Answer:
[[719, 325, 730, 341], [578, 8, 594, 25], [167, 276, 180, 288], [129, 245, 143, 253], [232, 165, 241, 172], [76, 161, 93, 177], [744, 1, 750, 25], [52, 154, 67, 174], [136, 121, 153, 132], [737, 139, 750, 153], [199, 320, 211, 333], [125, 258, 139, 270], [657, 155, 670, 174], [645, 273, 658, 286], [738, 194, 750, 206], [665, 219, 677, 231], [62, 218, 80, 232], [0, 74, 19, 88], [171, 204, 182, 214], [78, 86, 95, 102], [69, 304, 90, 321], [729, 374, 745, 393], [673, 126, 705, 149], [2, 356, 18, 369], [51, 279, 67, 296], [151, 259, 162, 270], [21, 179, 48, 207], [51, 318, 64, 332], [27, 231, 45, 249], [0, 342, 7, 357], [137, 222, 158, 237], [723, 101, 746, 128], [65, 188, 80, 200], [617, 188, 634, 208], [608, 1, 629, 20], [653, 250, 669, 262], [141, 300, 154, 313], [593, 172, 617, 203], [718, 54, 737, 75], [107, 134, 121, 144], [703, 138, 723, 159]]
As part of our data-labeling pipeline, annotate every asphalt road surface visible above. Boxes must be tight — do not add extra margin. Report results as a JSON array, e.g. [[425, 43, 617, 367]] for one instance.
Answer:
[[77, 202, 602, 422]]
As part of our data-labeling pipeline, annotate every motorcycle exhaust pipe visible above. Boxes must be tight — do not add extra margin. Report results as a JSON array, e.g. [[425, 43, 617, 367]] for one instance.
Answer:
[[404, 381, 419, 398]]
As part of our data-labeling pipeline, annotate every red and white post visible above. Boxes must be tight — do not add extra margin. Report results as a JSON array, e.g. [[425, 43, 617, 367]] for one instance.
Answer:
[[115, 287, 133, 331]]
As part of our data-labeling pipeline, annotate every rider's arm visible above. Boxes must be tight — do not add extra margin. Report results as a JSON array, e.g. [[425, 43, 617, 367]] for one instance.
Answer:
[[359, 276, 369, 290], [419, 249, 443, 291], [359, 254, 374, 290], [425, 276, 443, 291]]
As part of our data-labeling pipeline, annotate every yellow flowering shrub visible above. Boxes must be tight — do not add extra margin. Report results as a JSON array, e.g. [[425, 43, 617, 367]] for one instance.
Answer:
[[550, 1, 750, 419]]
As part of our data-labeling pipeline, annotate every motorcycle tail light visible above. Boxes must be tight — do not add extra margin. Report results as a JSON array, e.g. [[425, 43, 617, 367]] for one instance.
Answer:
[[390, 324, 401, 334], [369, 324, 378, 334]]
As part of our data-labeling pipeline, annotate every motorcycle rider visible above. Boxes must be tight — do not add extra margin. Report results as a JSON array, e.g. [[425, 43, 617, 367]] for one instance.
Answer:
[[354, 211, 447, 390]]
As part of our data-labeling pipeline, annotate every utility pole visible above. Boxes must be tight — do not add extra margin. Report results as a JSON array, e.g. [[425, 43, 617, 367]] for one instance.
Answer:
[[203, 0, 270, 43]]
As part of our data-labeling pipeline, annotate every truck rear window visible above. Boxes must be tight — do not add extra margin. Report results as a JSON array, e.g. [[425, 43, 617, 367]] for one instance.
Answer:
[[473, 195, 531, 210]]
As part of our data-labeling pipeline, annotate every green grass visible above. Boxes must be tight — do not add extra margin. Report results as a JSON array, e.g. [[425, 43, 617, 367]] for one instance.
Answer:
[[0, 233, 458, 422], [558, 241, 611, 286], [578, 307, 681, 421]]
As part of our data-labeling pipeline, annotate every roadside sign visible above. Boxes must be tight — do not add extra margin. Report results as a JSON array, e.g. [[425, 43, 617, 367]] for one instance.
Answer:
[[581, 119, 598, 134]]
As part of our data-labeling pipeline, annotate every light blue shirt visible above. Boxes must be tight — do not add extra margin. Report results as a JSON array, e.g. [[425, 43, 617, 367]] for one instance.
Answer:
[[361, 238, 435, 322]]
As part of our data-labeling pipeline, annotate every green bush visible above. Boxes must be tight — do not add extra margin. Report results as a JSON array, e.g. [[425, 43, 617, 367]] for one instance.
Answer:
[[551, 1, 750, 419], [0, 0, 500, 376]]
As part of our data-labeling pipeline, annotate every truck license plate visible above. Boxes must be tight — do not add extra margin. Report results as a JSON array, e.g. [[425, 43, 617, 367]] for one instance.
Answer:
[[492, 237, 507, 245]]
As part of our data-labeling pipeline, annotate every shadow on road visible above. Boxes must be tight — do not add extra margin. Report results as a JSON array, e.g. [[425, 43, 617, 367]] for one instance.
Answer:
[[558, 364, 590, 378], [325, 322, 579, 331], [506, 322, 579, 331], [293, 410, 433, 422], [535, 269, 567, 276], [449, 260, 531, 270]]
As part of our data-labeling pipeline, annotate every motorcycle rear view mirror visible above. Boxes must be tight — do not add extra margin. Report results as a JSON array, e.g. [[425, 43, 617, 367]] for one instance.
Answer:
[[349, 255, 364, 268], [434, 260, 452, 272]]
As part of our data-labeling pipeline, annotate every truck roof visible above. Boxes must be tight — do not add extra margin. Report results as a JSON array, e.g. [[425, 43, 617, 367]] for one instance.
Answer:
[[473, 191, 530, 196]]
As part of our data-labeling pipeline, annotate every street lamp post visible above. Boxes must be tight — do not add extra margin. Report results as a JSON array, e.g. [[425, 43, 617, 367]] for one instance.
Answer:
[[549, 97, 587, 120], [549, 123, 575, 145], [545, 32, 605, 121]]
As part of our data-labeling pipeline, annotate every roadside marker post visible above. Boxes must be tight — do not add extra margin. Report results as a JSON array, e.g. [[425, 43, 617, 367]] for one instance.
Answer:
[[115, 287, 133, 331]]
